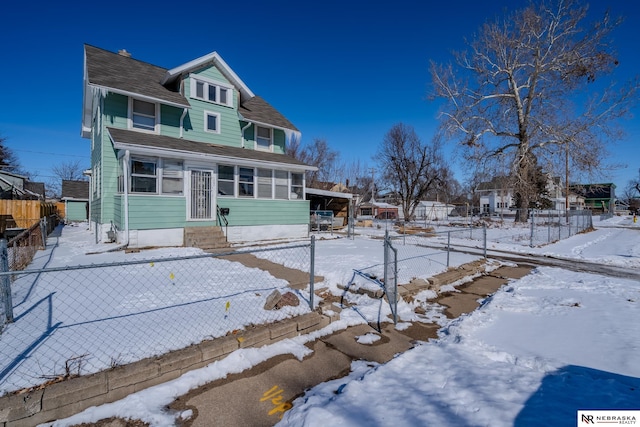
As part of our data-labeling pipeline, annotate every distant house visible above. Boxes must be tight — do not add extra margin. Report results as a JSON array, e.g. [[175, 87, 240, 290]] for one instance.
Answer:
[[357, 199, 398, 220], [477, 175, 584, 214], [570, 183, 616, 213], [0, 171, 45, 200], [61, 180, 90, 221], [414, 201, 455, 221], [81, 45, 315, 247], [477, 176, 514, 215]]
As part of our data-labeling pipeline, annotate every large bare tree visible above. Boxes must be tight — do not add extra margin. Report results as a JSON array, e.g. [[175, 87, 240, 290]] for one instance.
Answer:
[[287, 138, 341, 189], [430, 0, 639, 221], [375, 123, 446, 220]]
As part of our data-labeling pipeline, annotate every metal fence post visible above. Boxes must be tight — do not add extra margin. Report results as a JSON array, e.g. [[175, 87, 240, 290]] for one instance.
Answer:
[[309, 235, 315, 310], [529, 209, 535, 247], [1, 239, 14, 324], [483, 224, 487, 259], [40, 217, 47, 249], [559, 210, 562, 241], [447, 231, 451, 268]]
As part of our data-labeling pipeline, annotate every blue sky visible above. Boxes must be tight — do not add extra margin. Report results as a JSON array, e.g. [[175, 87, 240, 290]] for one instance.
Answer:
[[1, 0, 638, 193]]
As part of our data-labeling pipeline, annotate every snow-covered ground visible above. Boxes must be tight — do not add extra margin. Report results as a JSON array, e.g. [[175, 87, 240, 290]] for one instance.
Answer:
[[30, 215, 640, 426]]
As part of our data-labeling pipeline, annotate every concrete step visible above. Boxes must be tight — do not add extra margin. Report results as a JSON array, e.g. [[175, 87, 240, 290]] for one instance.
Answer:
[[184, 226, 229, 250]]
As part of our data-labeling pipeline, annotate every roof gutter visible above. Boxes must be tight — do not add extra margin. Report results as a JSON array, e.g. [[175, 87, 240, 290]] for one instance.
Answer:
[[179, 108, 188, 138]]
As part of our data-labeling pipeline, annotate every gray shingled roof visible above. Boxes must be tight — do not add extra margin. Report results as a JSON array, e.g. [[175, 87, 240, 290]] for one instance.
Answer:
[[24, 181, 45, 198], [85, 45, 190, 107], [62, 180, 90, 199], [107, 128, 314, 170], [239, 96, 299, 131]]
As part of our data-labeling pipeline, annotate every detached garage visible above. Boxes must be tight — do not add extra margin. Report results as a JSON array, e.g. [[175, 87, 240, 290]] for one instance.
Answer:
[[61, 180, 89, 222]]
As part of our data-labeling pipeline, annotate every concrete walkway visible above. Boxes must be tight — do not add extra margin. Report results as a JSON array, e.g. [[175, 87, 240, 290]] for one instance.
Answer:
[[167, 264, 532, 427]]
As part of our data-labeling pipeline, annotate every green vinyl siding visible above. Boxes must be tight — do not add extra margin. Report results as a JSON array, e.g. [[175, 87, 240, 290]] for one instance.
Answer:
[[160, 105, 183, 138], [273, 129, 285, 154], [98, 93, 129, 225], [113, 195, 122, 228], [216, 199, 310, 226], [181, 67, 242, 147], [182, 100, 241, 146], [127, 195, 188, 230], [103, 93, 128, 129]]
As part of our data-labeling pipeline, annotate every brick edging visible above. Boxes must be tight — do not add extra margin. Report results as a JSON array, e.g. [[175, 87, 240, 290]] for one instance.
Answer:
[[1, 312, 331, 427]]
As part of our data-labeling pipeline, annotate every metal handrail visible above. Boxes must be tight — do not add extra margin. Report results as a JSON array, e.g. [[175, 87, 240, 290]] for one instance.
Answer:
[[216, 205, 228, 241]]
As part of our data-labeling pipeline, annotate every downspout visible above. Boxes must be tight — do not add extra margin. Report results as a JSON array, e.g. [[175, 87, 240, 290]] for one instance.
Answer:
[[179, 108, 187, 138], [123, 150, 130, 247], [240, 121, 251, 148]]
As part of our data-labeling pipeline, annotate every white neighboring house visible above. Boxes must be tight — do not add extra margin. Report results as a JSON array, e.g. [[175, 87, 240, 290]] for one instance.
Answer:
[[477, 175, 581, 214], [477, 176, 514, 215], [413, 201, 455, 221]]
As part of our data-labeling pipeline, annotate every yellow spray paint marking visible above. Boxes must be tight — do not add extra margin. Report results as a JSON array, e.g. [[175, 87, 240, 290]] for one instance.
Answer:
[[225, 301, 230, 311], [169, 272, 175, 280], [149, 262, 154, 267], [261, 386, 292, 418]]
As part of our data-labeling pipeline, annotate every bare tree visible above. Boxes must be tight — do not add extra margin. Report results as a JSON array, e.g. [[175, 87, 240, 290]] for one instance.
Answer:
[[288, 138, 341, 189], [0, 134, 26, 176], [48, 160, 88, 198], [430, 0, 639, 221], [375, 123, 447, 220]]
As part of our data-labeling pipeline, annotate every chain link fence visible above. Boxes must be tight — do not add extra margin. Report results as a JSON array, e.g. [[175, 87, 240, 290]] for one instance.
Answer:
[[0, 240, 314, 396]]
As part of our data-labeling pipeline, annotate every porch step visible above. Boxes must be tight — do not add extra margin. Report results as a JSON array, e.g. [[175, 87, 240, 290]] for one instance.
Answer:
[[184, 226, 229, 250]]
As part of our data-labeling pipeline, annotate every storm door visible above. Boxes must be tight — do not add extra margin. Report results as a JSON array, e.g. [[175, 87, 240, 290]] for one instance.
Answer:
[[189, 169, 213, 220]]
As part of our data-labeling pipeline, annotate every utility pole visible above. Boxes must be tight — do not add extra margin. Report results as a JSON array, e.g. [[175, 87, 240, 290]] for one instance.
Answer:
[[369, 168, 376, 202]]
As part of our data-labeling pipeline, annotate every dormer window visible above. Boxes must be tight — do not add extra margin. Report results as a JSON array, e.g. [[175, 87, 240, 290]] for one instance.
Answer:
[[130, 99, 158, 132], [256, 126, 272, 151], [191, 77, 233, 107]]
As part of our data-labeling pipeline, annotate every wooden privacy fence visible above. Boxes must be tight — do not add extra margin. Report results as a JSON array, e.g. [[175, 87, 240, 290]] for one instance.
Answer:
[[0, 200, 58, 230]]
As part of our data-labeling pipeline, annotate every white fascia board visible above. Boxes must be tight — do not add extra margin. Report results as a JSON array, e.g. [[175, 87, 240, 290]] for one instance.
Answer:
[[87, 83, 191, 109], [81, 57, 93, 137], [111, 141, 315, 172], [305, 188, 353, 199], [162, 52, 255, 100]]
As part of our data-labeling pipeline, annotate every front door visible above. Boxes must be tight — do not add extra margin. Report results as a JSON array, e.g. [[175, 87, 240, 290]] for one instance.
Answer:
[[189, 169, 213, 220]]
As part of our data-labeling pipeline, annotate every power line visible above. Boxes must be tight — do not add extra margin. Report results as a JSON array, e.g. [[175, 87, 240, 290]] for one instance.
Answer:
[[13, 149, 88, 158]]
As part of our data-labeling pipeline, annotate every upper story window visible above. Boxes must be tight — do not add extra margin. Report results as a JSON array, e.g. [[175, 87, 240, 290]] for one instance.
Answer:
[[256, 126, 272, 151], [130, 99, 157, 132], [190, 77, 233, 108], [204, 111, 220, 134]]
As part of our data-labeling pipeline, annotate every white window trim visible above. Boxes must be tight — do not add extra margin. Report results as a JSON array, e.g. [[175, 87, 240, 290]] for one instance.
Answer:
[[255, 125, 273, 152], [128, 157, 185, 196], [190, 75, 234, 108], [204, 110, 221, 134], [128, 98, 160, 133], [130, 157, 158, 194]]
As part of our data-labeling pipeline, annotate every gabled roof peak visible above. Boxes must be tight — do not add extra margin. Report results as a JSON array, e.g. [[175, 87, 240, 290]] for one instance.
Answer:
[[161, 51, 254, 101]]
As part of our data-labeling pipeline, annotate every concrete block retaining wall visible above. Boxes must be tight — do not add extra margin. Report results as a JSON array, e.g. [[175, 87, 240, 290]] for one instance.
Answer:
[[1, 312, 327, 427]]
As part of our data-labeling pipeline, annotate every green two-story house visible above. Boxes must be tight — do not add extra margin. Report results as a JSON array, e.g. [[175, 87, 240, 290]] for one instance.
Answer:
[[81, 45, 314, 247]]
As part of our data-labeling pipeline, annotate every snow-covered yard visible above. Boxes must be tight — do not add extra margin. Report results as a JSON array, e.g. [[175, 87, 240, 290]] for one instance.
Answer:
[[23, 215, 640, 426]]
